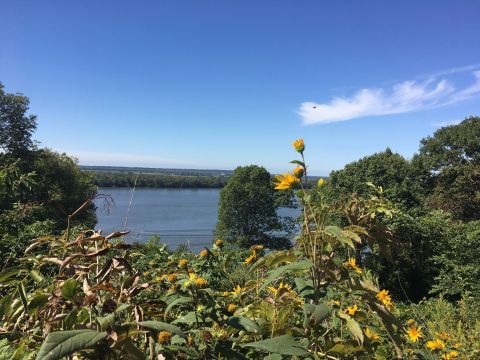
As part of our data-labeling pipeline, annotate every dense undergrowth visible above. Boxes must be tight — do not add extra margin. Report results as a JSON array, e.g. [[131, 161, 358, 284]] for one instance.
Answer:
[[1, 141, 478, 360]]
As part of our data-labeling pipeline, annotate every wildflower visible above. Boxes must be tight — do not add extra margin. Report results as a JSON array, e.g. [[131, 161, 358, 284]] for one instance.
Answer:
[[330, 300, 341, 306], [345, 304, 359, 316], [345, 258, 362, 273], [155, 276, 164, 283], [196, 304, 206, 313], [227, 303, 237, 313], [157, 331, 172, 344], [268, 282, 292, 296], [178, 259, 188, 268], [215, 239, 223, 247], [441, 351, 459, 359], [167, 273, 177, 282], [244, 253, 256, 264], [274, 173, 299, 190], [293, 165, 304, 178], [295, 296, 305, 306], [376, 289, 393, 309], [407, 319, 415, 325], [292, 138, 305, 153], [195, 277, 207, 287], [199, 249, 208, 258], [230, 285, 244, 297], [318, 178, 326, 187], [406, 326, 422, 342], [365, 327, 380, 341], [452, 343, 462, 349], [250, 244, 264, 251], [426, 339, 446, 351]]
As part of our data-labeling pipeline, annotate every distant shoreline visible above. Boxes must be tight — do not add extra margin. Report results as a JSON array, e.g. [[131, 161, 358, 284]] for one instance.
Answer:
[[82, 165, 325, 189]]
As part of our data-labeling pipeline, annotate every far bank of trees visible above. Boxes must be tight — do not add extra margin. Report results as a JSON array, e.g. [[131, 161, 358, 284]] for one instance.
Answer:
[[92, 171, 228, 188]]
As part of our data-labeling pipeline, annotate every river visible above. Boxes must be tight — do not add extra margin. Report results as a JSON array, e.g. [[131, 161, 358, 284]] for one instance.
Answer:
[[95, 187, 299, 252]]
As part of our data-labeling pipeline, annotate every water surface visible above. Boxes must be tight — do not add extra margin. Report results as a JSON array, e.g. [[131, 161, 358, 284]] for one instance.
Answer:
[[95, 187, 299, 252]]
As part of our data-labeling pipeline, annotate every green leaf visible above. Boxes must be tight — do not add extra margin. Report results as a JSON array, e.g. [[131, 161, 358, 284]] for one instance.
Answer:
[[36, 330, 108, 360], [64, 310, 78, 330], [111, 339, 145, 360], [265, 251, 297, 268], [61, 279, 78, 300], [17, 282, 28, 312], [0, 338, 15, 360], [164, 296, 191, 320], [302, 303, 332, 328], [294, 278, 315, 299], [115, 303, 132, 314], [241, 335, 310, 356], [96, 313, 115, 330], [165, 345, 199, 358], [0, 294, 14, 319], [227, 316, 261, 334], [136, 321, 185, 337], [324, 226, 354, 249], [28, 294, 49, 316], [327, 341, 364, 355], [0, 266, 27, 284], [172, 311, 197, 324], [346, 318, 364, 344], [29, 270, 44, 283]]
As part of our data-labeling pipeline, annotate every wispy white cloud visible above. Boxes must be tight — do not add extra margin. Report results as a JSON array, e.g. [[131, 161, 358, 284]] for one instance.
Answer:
[[299, 67, 480, 125]]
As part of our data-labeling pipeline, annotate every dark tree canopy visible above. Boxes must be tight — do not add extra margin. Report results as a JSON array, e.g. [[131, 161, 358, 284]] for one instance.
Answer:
[[215, 165, 290, 249], [0, 83, 37, 156]]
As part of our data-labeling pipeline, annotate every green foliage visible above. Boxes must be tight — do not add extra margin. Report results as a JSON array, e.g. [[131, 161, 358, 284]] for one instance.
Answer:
[[28, 149, 97, 229], [430, 220, 480, 299], [400, 296, 480, 358], [0, 161, 54, 264], [326, 117, 480, 302], [0, 82, 37, 156], [36, 330, 109, 360], [92, 171, 228, 188], [413, 116, 480, 221], [0, 83, 97, 265], [215, 165, 292, 249], [327, 148, 422, 210]]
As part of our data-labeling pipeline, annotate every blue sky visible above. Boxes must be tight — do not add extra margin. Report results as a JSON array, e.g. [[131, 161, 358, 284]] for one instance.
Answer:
[[1, 1, 479, 175]]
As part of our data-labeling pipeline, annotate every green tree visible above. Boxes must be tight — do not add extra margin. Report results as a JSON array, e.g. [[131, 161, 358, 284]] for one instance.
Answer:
[[29, 149, 97, 229], [0, 83, 97, 264], [327, 148, 422, 210], [412, 116, 480, 221], [215, 165, 291, 249], [0, 82, 37, 156]]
